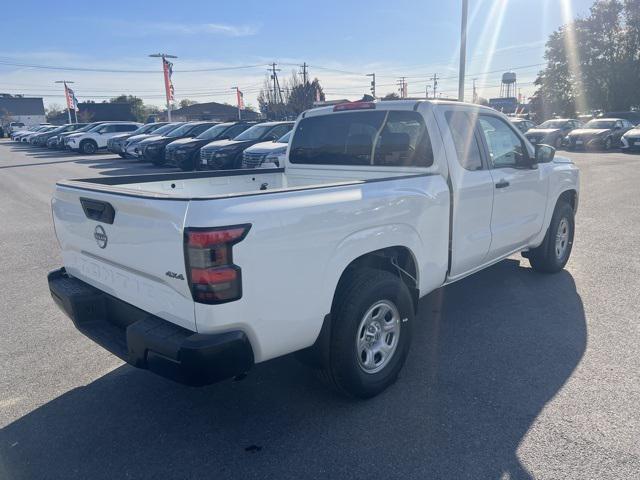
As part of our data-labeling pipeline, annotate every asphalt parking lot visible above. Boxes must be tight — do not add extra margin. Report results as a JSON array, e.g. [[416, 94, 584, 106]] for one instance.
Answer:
[[1, 140, 639, 480]]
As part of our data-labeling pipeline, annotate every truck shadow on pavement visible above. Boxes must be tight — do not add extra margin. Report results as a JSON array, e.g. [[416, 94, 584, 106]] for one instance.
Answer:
[[1, 259, 586, 480]]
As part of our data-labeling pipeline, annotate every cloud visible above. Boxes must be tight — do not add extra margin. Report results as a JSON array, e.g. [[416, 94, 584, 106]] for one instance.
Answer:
[[108, 20, 259, 37]]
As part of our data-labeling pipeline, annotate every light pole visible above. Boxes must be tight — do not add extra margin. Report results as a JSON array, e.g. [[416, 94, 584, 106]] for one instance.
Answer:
[[232, 87, 242, 121], [458, 0, 469, 102], [55, 80, 74, 123], [149, 53, 177, 121]]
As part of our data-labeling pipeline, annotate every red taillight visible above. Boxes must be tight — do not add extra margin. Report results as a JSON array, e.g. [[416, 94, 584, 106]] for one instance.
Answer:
[[185, 224, 251, 304], [333, 101, 376, 112]]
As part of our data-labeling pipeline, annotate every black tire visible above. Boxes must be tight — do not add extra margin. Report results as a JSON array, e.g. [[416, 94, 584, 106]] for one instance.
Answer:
[[527, 201, 575, 273], [178, 153, 196, 171], [554, 136, 563, 149], [604, 137, 613, 150], [80, 140, 97, 155], [151, 154, 166, 166], [319, 268, 414, 399]]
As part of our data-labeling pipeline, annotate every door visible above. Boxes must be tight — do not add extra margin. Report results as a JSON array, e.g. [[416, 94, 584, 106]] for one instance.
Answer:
[[478, 114, 548, 260], [442, 110, 495, 278]]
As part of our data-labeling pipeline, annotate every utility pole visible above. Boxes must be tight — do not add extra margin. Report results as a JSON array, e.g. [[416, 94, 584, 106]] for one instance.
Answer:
[[269, 63, 283, 119], [149, 53, 178, 121], [366, 73, 376, 98], [432, 74, 439, 99], [458, 0, 469, 102], [397, 77, 407, 98], [426, 85, 430, 99], [54, 80, 74, 124], [300, 62, 309, 84], [472, 78, 478, 103]]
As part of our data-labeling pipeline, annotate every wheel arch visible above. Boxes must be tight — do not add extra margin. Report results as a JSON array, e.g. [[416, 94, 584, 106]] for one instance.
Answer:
[[297, 236, 422, 369]]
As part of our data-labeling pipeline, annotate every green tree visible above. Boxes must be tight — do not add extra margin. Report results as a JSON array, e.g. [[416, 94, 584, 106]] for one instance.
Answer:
[[109, 95, 145, 122], [532, 0, 640, 120], [179, 99, 198, 109], [382, 92, 400, 101]]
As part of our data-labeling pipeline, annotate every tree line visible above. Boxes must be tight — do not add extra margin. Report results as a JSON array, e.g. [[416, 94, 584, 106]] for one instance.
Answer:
[[532, 0, 640, 120]]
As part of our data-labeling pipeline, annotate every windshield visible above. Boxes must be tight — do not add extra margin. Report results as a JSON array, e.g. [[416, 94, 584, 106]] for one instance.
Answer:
[[134, 123, 163, 134], [87, 123, 108, 132], [585, 120, 616, 129], [277, 131, 292, 143], [73, 124, 97, 133], [166, 123, 194, 137], [151, 123, 181, 136], [539, 120, 567, 129], [234, 124, 273, 141], [196, 124, 228, 140]]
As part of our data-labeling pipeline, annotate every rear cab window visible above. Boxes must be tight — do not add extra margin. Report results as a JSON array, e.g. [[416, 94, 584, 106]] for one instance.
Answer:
[[290, 110, 433, 167]]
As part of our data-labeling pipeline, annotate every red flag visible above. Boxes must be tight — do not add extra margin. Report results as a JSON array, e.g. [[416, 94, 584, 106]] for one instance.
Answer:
[[163, 58, 174, 103], [64, 83, 74, 110], [236, 89, 244, 110]]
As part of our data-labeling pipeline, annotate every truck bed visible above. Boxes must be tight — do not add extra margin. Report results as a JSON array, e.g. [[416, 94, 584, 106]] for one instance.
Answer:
[[57, 167, 419, 200]]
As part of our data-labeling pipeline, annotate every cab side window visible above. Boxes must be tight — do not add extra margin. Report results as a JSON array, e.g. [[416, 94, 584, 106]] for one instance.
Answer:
[[478, 115, 528, 169], [444, 111, 483, 171], [373, 111, 434, 167]]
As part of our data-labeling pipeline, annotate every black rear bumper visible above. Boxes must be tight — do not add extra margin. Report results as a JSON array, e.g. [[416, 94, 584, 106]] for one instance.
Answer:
[[48, 268, 254, 386]]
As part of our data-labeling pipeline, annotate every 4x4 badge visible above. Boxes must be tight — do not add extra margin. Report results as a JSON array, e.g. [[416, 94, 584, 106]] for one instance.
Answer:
[[165, 271, 185, 281]]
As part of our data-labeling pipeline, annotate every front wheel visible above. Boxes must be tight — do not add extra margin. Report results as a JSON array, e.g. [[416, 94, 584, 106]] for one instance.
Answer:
[[554, 136, 563, 149], [320, 268, 414, 398], [527, 201, 575, 273], [80, 140, 97, 155], [604, 137, 613, 150]]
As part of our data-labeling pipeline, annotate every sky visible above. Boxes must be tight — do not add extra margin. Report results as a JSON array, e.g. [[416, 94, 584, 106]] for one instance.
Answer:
[[0, 0, 596, 111]]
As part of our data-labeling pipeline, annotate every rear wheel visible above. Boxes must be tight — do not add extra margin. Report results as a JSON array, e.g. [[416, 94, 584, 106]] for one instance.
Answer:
[[80, 140, 97, 155], [319, 268, 414, 398], [527, 201, 575, 273]]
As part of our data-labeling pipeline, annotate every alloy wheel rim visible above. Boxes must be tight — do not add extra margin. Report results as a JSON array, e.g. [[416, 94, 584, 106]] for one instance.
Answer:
[[356, 300, 401, 374], [555, 217, 570, 260]]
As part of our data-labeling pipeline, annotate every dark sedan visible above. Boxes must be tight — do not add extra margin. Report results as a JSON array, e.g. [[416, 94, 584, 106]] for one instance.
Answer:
[[199, 121, 294, 171], [107, 122, 168, 157], [140, 122, 219, 165], [564, 118, 635, 150], [164, 122, 256, 171], [31, 123, 87, 147], [525, 119, 583, 149]]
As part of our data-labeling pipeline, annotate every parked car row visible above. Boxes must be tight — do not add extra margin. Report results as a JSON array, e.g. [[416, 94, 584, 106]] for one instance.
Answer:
[[509, 115, 640, 152], [11, 119, 296, 171], [108, 120, 294, 171]]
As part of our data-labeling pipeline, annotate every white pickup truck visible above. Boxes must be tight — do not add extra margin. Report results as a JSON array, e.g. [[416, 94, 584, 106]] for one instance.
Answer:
[[48, 100, 579, 398]]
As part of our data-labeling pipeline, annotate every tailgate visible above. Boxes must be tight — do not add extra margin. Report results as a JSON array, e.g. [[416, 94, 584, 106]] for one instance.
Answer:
[[52, 186, 196, 331]]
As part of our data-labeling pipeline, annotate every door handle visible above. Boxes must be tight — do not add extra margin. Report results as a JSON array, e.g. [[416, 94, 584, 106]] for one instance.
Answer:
[[495, 179, 510, 189]]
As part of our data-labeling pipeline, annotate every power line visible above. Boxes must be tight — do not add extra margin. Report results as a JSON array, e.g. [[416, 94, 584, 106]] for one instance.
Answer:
[[0, 58, 267, 74]]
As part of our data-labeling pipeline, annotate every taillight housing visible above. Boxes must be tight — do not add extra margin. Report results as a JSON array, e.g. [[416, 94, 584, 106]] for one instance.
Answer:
[[184, 224, 251, 304]]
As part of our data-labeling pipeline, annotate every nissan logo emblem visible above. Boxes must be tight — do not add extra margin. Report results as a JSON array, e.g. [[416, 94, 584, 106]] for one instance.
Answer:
[[94, 225, 108, 249]]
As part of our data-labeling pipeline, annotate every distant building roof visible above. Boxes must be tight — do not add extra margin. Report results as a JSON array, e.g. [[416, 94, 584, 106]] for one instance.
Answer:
[[171, 102, 260, 121], [0, 96, 45, 116]]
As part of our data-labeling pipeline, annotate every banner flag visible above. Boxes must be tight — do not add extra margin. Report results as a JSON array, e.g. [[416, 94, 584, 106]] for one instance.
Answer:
[[236, 89, 244, 110], [163, 58, 175, 103], [64, 83, 74, 110]]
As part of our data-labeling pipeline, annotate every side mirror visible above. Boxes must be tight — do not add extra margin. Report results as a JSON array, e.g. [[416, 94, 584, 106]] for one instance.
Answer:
[[535, 144, 555, 163]]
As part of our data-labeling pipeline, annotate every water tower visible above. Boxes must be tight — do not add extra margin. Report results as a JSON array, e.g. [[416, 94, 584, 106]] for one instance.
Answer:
[[500, 71, 517, 98]]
